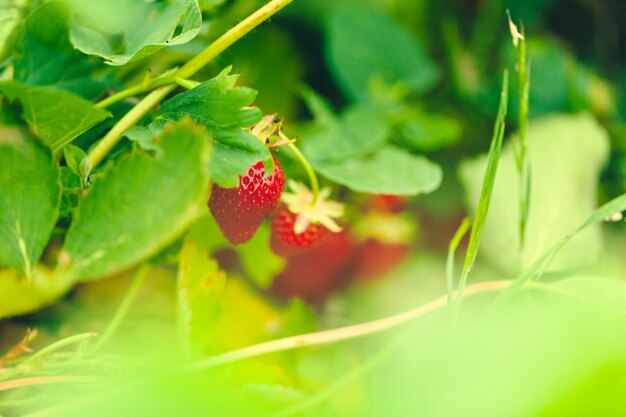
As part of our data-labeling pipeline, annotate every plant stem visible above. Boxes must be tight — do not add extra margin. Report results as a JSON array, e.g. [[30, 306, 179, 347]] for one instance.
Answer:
[[86, 0, 294, 170], [454, 71, 508, 317], [446, 217, 471, 306], [0, 333, 97, 382], [181, 280, 512, 371], [286, 141, 320, 203], [91, 266, 149, 352]]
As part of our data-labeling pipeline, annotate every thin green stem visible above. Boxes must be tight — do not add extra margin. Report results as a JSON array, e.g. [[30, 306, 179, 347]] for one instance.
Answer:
[[174, 77, 201, 90], [91, 266, 149, 352], [286, 141, 320, 204], [0, 333, 97, 382], [446, 217, 471, 306], [86, 0, 294, 170]]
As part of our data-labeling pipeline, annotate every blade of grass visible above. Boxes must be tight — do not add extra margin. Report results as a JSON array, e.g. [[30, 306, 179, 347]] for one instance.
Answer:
[[91, 265, 149, 352], [454, 70, 509, 315], [0, 333, 97, 382], [446, 217, 471, 305], [493, 193, 626, 307]]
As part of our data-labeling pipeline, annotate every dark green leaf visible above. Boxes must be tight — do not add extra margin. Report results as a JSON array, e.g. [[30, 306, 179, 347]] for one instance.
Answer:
[[61, 121, 211, 282], [136, 68, 266, 187], [302, 104, 389, 163], [0, 81, 111, 152], [0, 127, 60, 278], [156, 68, 262, 132], [397, 113, 462, 152], [65, 0, 202, 66], [326, 5, 439, 101], [13, 2, 111, 99], [314, 146, 442, 195]]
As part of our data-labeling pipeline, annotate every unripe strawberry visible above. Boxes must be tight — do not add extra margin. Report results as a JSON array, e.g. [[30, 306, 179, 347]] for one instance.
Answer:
[[208, 155, 284, 244]]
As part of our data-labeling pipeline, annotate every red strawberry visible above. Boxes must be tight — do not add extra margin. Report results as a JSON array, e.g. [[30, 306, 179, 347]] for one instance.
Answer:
[[271, 231, 355, 304], [208, 155, 285, 244], [270, 205, 328, 256], [351, 239, 410, 282], [367, 194, 408, 213], [269, 182, 344, 257]]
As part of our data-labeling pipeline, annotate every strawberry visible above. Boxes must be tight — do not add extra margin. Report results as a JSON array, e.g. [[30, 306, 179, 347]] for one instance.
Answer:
[[269, 182, 344, 257], [367, 194, 409, 213], [271, 231, 355, 304], [270, 205, 328, 256], [208, 155, 285, 244], [351, 239, 410, 282]]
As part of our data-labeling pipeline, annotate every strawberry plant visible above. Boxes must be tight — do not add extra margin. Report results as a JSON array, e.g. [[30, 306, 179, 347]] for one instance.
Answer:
[[1, 0, 626, 416]]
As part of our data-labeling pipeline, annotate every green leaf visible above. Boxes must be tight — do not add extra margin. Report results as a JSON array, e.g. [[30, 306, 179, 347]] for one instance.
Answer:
[[397, 113, 462, 152], [0, 267, 74, 318], [326, 5, 439, 101], [208, 129, 270, 187], [301, 104, 389, 163], [13, 2, 112, 99], [156, 68, 262, 132], [0, 81, 111, 152], [177, 240, 228, 357], [63, 144, 87, 177], [0, 127, 60, 278], [65, 0, 202, 66], [134, 68, 267, 187], [238, 223, 286, 289], [545, 276, 626, 317], [313, 146, 442, 196], [459, 113, 610, 275], [61, 121, 211, 282]]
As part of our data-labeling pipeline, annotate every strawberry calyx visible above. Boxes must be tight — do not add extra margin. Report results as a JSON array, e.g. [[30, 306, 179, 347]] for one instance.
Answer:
[[250, 114, 296, 148], [281, 180, 343, 235]]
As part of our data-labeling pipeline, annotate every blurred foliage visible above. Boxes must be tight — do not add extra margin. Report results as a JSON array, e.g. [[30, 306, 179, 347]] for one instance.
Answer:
[[2, 0, 626, 415]]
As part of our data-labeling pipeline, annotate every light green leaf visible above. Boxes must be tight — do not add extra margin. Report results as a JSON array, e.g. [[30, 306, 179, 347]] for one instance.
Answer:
[[0, 127, 60, 278], [61, 121, 211, 282], [238, 223, 286, 289], [13, 2, 111, 99], [64, 0, 202, 66], [0, 267, 74, 318], [545, 276, 626, 317], [63, 144, 86, 177], [0, 81, 111, 152], [177, 240, 227, 357], [459, 113, 609, 274], [314, 146, 442, 195], [326, 5, 439, 101]]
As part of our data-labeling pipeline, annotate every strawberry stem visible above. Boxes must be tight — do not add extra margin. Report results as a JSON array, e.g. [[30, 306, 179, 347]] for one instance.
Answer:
[[286, 141, 319, 204], [86, 0, 294, 171]]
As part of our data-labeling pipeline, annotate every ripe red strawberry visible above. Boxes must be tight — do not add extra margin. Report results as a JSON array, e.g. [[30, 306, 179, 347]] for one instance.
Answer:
[[271, 231, 355, 304], [270, 205, 328, 257], [209, 155, 284, 244], [367, 194, 408, 213], [269, 182, 344, 257], [351, 239, 410, 282]]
